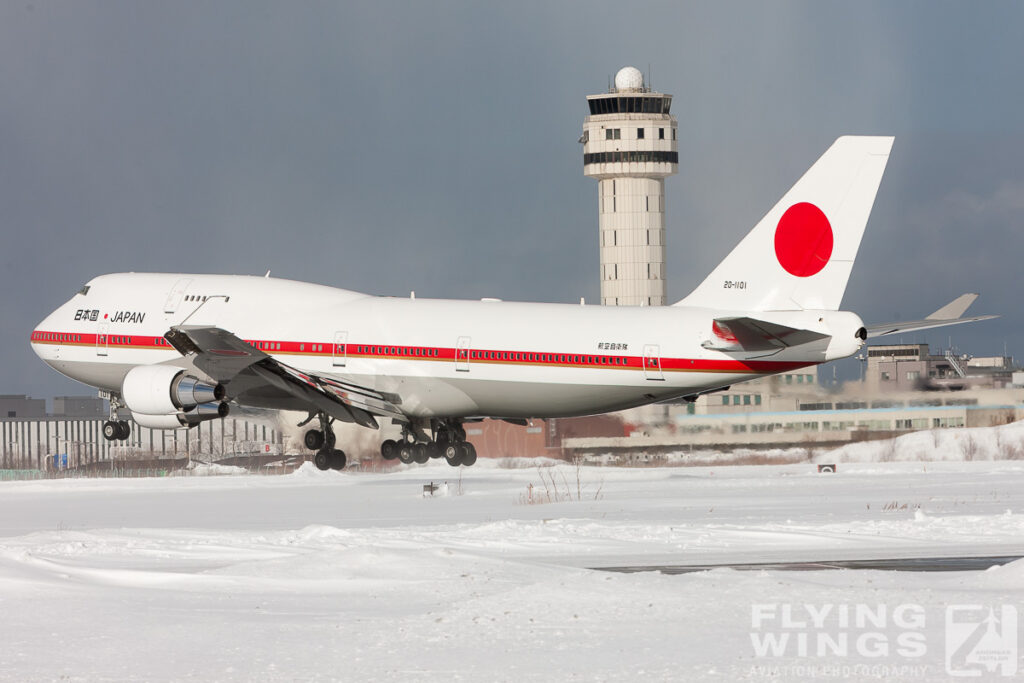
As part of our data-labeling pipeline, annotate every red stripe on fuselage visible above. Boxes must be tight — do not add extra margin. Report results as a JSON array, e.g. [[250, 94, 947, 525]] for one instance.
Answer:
[[29, 329, 814, 375]]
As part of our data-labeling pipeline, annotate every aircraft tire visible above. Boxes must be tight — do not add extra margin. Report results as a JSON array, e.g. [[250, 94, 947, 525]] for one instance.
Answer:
[[444, 444, 463, 467], [459, 442, 477, 467], [380, 439, 398, 460], [425, 442, 442, 459], [314, 449, 332, 471], [117, 420, 131, 441], [329, 449, 347, 470], [304, 429, 325, 451], [412, 443, 429, 464], [398, 444, 414, 464], [102, 421, 119, 442]]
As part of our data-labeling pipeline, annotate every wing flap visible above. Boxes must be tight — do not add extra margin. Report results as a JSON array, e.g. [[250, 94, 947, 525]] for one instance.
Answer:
[[165, 325, 404, 428]]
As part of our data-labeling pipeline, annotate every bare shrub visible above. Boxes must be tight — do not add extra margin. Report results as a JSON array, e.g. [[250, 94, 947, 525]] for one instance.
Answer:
[[517, 463, 604, 505], [960, 434, 979, 462], [994, 432, 1024, 461], [878, 438, 898, 463]]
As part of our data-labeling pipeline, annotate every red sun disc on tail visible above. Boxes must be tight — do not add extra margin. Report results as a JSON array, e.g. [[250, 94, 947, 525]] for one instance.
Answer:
[[773, 202, 833, 277]]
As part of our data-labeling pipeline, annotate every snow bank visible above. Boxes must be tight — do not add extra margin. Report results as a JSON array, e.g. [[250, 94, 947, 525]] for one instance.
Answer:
[[822, 419, 1024, 464]]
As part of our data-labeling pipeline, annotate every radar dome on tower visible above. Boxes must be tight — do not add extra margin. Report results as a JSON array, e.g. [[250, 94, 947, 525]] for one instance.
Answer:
[[614, 66, 644, 92]]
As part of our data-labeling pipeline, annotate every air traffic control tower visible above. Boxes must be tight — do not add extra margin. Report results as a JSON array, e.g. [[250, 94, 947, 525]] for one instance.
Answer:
[[582, 66, 678, 306]]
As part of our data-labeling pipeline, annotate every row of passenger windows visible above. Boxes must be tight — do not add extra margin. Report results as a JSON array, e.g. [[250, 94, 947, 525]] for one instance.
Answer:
[[34, 332, 82, 343], [472, 350, 626, 366], [588, 96, 672, 115], [357, 346, 440, 358], [585, 151, 679, 165], [185, 295, 230, 303]]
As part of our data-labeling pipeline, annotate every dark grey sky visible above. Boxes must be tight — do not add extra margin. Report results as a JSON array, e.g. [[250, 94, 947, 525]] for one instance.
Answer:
[[3, 1, 1022, 397]]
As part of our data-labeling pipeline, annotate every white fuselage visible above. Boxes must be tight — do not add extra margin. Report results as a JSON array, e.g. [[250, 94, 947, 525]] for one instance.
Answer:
[[31, 273, 855, 421]]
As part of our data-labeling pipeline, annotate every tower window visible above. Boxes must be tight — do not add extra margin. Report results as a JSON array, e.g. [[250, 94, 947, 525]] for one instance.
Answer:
[[637, 128, 645, 139], [672, 128, 676, 140], [604, 128, 621, 140], [659, 128, 665, 139]]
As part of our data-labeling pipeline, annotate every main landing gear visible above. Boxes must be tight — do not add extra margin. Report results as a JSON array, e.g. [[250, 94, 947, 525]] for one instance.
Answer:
[[379, 419, 477, 467], [102, 394, 132, 442], [301, 412, 347, 471]]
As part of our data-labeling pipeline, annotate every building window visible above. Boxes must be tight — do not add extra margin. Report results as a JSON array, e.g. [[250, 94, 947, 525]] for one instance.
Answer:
[[659, 128, 665, 140], [785, 375, 792, 384], [743, 395, 751, 405], [672, 128, 676, 140], [604, 128, 621, 140], [881, 372, 891, 380], [906, 371, 920, 380], [755, 395, 762, 405], [722, 396, 729, 405], [733, 396, 741, 405], [637, 128, 645, 139]]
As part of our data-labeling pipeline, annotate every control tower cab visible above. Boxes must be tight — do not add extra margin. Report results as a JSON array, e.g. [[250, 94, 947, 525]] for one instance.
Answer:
[[582, 66, 678, 306]]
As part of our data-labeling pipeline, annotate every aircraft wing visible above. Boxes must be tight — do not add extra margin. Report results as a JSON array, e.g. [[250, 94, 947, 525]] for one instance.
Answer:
[[702, 316, 830, 353], [164, 325, 404, 429], [865, 293, 997, 338]]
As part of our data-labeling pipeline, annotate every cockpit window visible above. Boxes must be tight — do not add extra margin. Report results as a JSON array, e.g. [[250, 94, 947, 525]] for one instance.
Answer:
[[78, 285, 90, 296]]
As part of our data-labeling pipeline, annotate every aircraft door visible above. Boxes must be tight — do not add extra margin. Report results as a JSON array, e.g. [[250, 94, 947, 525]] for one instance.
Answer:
[[96, 323, 109, 356], [643, 344, 664, 381], [456, 336, 471, 372], [164, 278, 192, 314], [332, 331, 348, 367]]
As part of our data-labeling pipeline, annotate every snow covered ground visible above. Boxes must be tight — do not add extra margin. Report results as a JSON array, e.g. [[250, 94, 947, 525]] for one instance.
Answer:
[[1, 451, 1022, 680]]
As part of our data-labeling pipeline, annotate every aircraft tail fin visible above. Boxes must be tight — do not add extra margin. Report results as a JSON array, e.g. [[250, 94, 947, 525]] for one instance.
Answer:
[[675, 136, 894, 312]]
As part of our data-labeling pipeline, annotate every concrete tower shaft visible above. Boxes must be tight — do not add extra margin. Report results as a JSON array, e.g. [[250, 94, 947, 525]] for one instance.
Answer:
[[582, 67, 678, 306]]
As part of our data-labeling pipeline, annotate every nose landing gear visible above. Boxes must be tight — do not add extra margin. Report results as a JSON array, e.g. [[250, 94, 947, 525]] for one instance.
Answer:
[[101, 394, 131, 442]]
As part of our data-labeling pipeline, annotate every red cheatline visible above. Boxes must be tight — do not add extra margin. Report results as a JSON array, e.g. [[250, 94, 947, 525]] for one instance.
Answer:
[[774, 202, 833, 277]]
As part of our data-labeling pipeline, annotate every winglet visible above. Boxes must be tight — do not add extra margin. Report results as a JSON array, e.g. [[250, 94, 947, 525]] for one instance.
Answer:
[[926, 293, 978, 321]]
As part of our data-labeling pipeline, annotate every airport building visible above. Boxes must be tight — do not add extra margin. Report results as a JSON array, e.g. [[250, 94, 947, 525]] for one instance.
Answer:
[[0, 414, 284, 472], [582, 66, 678, 306]]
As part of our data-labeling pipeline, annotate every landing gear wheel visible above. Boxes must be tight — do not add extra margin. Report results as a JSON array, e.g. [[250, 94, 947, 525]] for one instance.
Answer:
[[425, 442, 442, 460], [329, 449, 347, 470], [398, 444, 414, 464], [102, 421, 119, 442], [304, 429, 325, 451], [412, 443, 429, 464], [459, 442, 477, 467], [380, 439, 398, 460], [314, 450, 332, 471], [116, 420, 131, 440], [444, 444, 463, 467]]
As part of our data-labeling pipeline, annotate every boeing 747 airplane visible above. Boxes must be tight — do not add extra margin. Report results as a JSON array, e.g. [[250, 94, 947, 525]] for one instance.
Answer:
[[30, 137, 993, 469]]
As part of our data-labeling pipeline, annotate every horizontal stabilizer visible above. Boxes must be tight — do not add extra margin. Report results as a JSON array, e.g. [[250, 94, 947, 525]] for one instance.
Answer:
[[866, 293, 996, 338], [702, 316, 830, 353]]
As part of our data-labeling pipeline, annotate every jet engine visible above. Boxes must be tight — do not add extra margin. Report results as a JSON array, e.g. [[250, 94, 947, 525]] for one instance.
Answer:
[[121, 364, 228, 429]]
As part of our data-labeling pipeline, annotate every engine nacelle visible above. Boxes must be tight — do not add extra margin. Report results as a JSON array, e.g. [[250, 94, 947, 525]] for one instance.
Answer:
[[131, 402, 230, 430], [122, 365, 225, 415]]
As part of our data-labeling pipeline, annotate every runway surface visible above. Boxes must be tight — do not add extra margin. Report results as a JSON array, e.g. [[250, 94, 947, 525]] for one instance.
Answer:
[[594, 554, 1024, 574]]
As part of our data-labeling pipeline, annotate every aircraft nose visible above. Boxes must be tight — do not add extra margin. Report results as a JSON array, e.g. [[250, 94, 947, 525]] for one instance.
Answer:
[[30, 309, 61, 362]]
